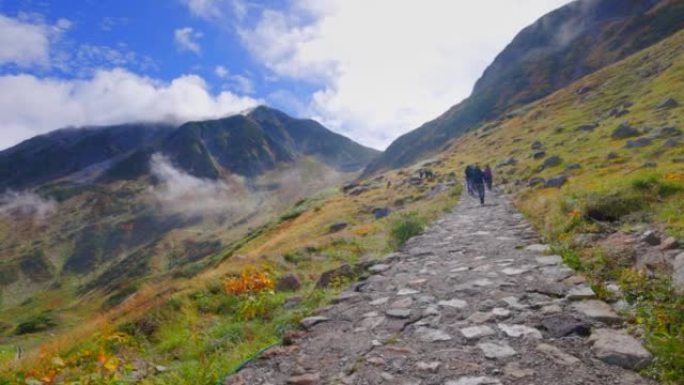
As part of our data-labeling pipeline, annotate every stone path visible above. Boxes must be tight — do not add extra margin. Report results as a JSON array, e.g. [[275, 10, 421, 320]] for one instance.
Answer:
[[227, 191, 654, 385]]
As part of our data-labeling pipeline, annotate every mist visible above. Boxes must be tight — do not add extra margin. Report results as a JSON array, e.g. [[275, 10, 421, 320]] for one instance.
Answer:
[[148, 153, 257, 218], [0, 190, 56, 218]]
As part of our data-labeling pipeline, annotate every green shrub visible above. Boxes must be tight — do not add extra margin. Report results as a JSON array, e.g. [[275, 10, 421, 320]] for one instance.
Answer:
[[388, 212, 426, 250], [632, 174, 682, 198], [15, 313, 57, 335], [584, 190, 647, 222]]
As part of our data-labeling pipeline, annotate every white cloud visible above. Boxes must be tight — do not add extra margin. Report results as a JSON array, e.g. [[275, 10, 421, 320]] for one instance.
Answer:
[[181, 0, 248, 21], [0, 14, 56, 67], [174, 27, 203, 54], [240, 0, 571, 149], [0, 190, 56, 219], [214, 65, 255, 94], [0, 68, 260, 150], [215, 65, 229, 78], [149, 153, 254, 218]]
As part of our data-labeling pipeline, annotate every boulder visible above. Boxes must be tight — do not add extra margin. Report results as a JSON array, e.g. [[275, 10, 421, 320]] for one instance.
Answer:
[[329, 222, 348, 233], [577, 123, 599, 132], [315, 264, 356, 288], [660, 138, 682, 150], [341, 183, 358, 193], [276, 273, 302, 292], [542, 156, 562, 168], [576, 86, 592, 95], [498, 158, 518, 167], [528, 177, 545, 187], [571, 233, 601, 248], [565, 163, 581, 172], [611, 123, 640, 139], [606, 152, 619, 160], [625, 137, 652, 149], [589, 329, 652, 370], [540, 315, 590, 338], [608, 106, 630, 118], [532, 151, 546, 160], [639, 230, 661, 246], [544, 175, 567, 188], [657, 97, 679, 110], [531, 141, 543, 150], [651, 126, 682, 137], [372, 207, 391, 219], [571, 300, 621, 324], [660, 237, 679, 251], [671, 252, 684, 291], [348, 186, 369, 196]]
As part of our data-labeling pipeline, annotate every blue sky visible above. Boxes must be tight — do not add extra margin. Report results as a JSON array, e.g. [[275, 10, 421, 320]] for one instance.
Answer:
[[0, 0, 570, 150]]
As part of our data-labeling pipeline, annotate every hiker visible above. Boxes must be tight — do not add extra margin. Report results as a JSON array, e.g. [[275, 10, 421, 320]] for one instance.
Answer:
[[464, 165, 474, 196], [484, 164, 493, 191], [471, 164, 486, 205]]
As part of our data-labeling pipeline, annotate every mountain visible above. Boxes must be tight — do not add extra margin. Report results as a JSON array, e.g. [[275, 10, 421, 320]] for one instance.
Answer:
[[365, 0, 684, 174], [0, 106, 378, 306], [0, 106, 379, 190]]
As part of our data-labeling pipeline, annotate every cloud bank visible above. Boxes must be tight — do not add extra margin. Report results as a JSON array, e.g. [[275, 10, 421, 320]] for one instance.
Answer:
[[239, 0, 571, 149], [0, 68, 259, 150], [0, 190, 56, 218], [149, 153, 255, 218]]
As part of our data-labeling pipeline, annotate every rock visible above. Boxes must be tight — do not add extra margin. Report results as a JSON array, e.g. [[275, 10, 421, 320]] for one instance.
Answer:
[[385, 309, 411, 319], [541, 304, 562, 314], [565, 163, 581, 172], [531, 141, 543, 150], [572, 233, 601, 248], [316, 264, 356, 288], [657, 97, 679, 110], [577, 123, 599, 132], [532, 151, 546, 159], [460, 325, 496, 340], [497, 323, 542, 339], [276, 273, 302, 292], [612, 123, 640, 139], [445, 377, 502, 385], [651, 126, 682, 137], [492, 307, 511, 319], [535, 255, 563, 266], [566, 284, 596, 300], [542, 156, 562, 168], [372, 207, 391, 219], [525, 244, 551, 253], [540, 315, 590, 337], [661, 138, 682, 149], [332, 292, 361, 304], [589, 329, 653, 370], [503, 362, 534, 379], [671, 252, 684, 290], [329, 222, 348, 233], [416, 361, 441, 372], [348, 186, 369, 196], [498, 158, 518, 167], [527, 177, 545, 187], [300, 316, 329, 330], [341, 183, 358, 193], [370, 297, 389, 306], [606, 151, 619, 160], [287, 373, 320, 384], [416, 327, 452, 342], [576, 86, 592, 95], [397, 288, 420, 296], [625, 137, 653, 149], [571, 300, 621, 324], [368, 264, 391, 274], [544, 176, 567, 188], [639, 230, 661, 246], [536, 343, 580, 365], [660, 237, 679, 251], [438, 298, 468, 309], [477, 341, 517, 359]]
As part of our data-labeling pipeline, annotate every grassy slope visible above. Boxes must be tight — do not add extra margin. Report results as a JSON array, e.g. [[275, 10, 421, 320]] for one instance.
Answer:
[[432, 29, 684, 383], [1, 164, 461, 383]]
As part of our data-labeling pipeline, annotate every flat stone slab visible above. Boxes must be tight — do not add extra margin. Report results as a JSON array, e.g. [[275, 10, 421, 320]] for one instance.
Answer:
[[368, 263, 391, 274], [566, 284, 596, 300], [300, 316, 329, 330], [445, 377, 502, 385], [540, 314, 590, 337], [498, 323, 542, 339], [397, 288, 420, 296], [571, 300, 621, 324], [525, 244, 551, 253], [536, 255, 563, 266], [478, 341, 517, 359], [386, 309, 412, 319], [416, 327, 452, 342], [589, 329, 653, 370], [460, 325, 496, 340], [438, 298, 468, 309]]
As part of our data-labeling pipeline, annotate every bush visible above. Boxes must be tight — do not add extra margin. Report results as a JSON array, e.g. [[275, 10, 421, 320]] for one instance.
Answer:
[[388, 212, 426, 250], [15, 313, 57, 335]]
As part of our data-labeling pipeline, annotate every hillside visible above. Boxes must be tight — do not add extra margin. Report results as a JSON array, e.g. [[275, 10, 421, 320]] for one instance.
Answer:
[[365, 0, 684, 174]]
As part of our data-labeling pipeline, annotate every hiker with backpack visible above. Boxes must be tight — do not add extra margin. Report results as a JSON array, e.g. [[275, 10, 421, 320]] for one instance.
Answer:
[[464, 165, 474, 196], [471, 164, 486, 205], [484, 165, 493, 191]]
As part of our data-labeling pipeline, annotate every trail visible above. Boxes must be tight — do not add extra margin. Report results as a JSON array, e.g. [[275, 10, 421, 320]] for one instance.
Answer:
[[227, 191, 654, 385]]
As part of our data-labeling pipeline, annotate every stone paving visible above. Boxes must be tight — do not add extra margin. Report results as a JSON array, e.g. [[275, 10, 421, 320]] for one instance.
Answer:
[[227, 191, 654, 385]]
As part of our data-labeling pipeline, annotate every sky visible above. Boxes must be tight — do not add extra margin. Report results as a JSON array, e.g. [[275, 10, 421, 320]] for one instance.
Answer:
[[0, 0, 571, 151]]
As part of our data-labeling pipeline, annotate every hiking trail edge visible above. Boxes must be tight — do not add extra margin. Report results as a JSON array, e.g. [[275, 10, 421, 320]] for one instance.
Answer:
[[226, 191, 654, 385]]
